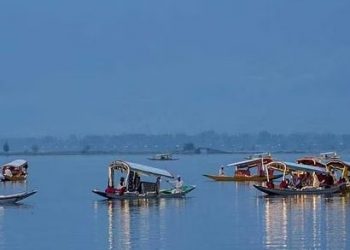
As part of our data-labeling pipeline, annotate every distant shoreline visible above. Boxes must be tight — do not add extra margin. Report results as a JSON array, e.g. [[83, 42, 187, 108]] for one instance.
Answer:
[[0, 150, 311, 156]]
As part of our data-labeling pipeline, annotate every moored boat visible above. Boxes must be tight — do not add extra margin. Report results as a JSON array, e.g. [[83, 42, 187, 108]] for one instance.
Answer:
[[92, 160, 195, 200]]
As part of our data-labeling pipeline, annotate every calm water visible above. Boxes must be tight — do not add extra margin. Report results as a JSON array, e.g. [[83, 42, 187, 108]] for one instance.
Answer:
[[1, 153, 350, 249]]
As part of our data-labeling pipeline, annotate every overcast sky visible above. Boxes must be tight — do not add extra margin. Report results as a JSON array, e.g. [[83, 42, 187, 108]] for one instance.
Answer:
[[1, 1, 349, 137]]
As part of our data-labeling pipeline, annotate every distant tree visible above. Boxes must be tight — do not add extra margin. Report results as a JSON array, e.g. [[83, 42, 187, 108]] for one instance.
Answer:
[[3, 141, 9, 153], [82, 145, 91, 154], [31, 144, 39, 153]]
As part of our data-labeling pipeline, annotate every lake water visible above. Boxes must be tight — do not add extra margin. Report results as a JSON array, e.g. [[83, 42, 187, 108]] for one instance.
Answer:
[[1, 153, 350, 249]]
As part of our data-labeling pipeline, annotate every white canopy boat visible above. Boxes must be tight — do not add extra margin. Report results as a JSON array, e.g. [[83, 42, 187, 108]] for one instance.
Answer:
[[253, 161, 346, 196], [92, 160, 195, 200], [1, 159, 28, 181]]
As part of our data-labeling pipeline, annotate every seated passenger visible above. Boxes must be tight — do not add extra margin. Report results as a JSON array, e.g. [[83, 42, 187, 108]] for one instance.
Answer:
[[266, 180, 274, 189], [3, 167, 13, 178], [321, 172, 334, 188], [117, 177, 126, 195], [279, 179, 289, 189], [105, 185, 116, 193]]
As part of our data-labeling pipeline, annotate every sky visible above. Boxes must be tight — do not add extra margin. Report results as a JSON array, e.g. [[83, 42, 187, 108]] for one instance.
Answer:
[[1, 1, 350, 137]]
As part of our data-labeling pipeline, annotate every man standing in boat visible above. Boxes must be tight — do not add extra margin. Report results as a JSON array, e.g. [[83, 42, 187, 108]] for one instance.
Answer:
[[219, 166, 225, 176]]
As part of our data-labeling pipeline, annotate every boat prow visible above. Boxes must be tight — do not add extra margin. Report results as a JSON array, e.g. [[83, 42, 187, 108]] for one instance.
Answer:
[[0, 190, 37, 204], [92, 189, 109, 199]]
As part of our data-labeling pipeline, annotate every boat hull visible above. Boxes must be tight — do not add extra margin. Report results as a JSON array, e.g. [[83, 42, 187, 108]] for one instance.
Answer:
[[92, 185, 195, 200], [203, 174, 283, 182], [0, 190, 37, 204], [253, 184, 345, 196]]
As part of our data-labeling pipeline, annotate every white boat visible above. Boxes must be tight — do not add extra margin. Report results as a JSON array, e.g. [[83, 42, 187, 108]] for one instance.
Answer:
[[0, 190, 37, 204], [92, 160, 195, 200], [148, 153, 178, 161]]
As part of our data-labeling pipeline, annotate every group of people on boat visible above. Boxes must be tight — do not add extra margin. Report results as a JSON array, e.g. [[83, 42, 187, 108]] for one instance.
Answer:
[[1, 159, 28, 181], [105, 172, 184, 196], [267, 170, 346, 190]]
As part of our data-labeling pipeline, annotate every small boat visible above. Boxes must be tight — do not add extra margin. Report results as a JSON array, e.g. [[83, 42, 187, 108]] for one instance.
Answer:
[[148, 153, 178, 161], [0, 190, 37, 204], [1, 159, 28, 182], [92, 160, 195, 200], [254, 161, 347, 196], [203, 153, 282, 182]]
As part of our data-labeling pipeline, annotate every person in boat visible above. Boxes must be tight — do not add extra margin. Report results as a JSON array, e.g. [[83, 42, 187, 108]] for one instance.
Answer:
[[175, 176, 183, 193], [312, 172, 320, 188], [330, 170, 337, 183], [321, 172, 334, 188], [279, 179, 290, 189], [3, 167, 13, 178], [116, 177, 127, 195], [219, 166, 225, 176], [168, 176, 184, 193], [302, 172, 312, 187], [134, 173, 141, 193], [155, 176, 161, 195], [266, 180, 274, 189], [105, 185, 116, 194]]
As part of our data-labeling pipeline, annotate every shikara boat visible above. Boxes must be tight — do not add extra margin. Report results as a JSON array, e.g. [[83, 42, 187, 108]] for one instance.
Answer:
[[203, 153, 282, 182], [254, 184, 345, 195], [0, 190, 37, 204], [148, 153, 178, 161], [254, 161, 346, 196], [297, 152, 350, 190], [1, 159, 28, 182], [92, 160, 195, 200]]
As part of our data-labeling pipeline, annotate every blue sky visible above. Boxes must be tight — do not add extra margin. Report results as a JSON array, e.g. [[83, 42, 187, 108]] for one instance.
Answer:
[[1, 1, 350, 137]]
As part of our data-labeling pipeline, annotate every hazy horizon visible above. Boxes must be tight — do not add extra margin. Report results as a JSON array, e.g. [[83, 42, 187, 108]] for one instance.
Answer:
[[1, 1, 350, 137]]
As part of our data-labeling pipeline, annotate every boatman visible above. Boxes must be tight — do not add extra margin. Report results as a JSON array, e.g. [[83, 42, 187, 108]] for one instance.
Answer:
[[219, 166, 225, 176]]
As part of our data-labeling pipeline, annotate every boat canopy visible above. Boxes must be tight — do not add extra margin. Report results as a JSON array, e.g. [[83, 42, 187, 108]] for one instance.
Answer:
[[1, 159, 28, 168], [226, 156, 272, 169], [109, 160, 173, 178], [297, 155, 350, 169], [266, 161, 328, 174]]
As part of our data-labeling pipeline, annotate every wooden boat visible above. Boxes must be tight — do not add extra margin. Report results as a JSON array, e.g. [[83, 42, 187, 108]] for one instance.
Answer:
[[1, 159, 28, 182], [203, 153, 276, 182], [92, 160, 195, 200], [253, 184, 345, 195], [203, 174, 283, 182], [0, 190, 37, 204], [148, 153, 178, 161], [254, 160, 347, 196], [297, 152, 350, 190]]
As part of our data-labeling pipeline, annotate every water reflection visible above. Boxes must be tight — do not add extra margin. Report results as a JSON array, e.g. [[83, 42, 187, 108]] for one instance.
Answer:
[[262, 194, 347, 249], [0, 180, 28, 194], [94, 198, 187, 250]]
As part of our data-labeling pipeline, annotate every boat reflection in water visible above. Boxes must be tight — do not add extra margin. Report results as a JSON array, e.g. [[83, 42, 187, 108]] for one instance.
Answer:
[[262, 194, 348, 249], [93, 198, 186, 250]]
